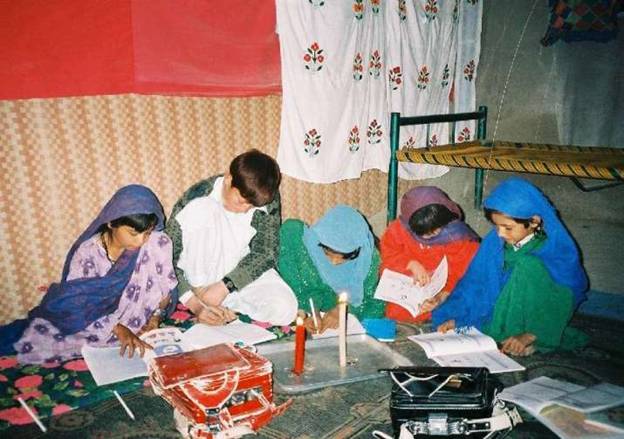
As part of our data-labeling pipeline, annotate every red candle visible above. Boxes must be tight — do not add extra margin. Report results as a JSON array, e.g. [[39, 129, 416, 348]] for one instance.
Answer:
[[292, 316, 306, 375]]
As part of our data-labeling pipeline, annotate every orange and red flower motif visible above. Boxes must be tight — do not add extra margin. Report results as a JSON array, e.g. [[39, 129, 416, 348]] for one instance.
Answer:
[[353, 0, 365, 19], [353, 52, 364, 80], [403, 136, 417, 149], [304, 128, 322, 156], [348, 125, 361, 152], [457, 127, 471, 142], [398, 0, 407, 20], [464, 59, 476, 81], [370, 0, 381, 15], [304, 42, 325, 72], [417, 65, 430, 90], [369, 50, 382, 78], [389, 66, 403, 90], [367, 119, 383, 144], [424, 0, 438, 21], [428, 133, 439, 147]]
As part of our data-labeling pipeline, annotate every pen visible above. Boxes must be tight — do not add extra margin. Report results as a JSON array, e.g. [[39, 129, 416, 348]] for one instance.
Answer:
[[114, 390, 136, 421], [309, 298, 320, 334], [17, 397, 47, 432]]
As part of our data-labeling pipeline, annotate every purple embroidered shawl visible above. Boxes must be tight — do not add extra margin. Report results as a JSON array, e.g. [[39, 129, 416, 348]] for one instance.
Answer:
[[29, 185, 166, 334]]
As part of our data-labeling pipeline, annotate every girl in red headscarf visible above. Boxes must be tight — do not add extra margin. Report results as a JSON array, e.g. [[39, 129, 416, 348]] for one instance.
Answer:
[[380, 186, 480, 323]]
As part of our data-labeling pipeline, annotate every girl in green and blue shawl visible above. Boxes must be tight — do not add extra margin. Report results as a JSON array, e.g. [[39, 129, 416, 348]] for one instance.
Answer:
[[278, 205, 384, 333]]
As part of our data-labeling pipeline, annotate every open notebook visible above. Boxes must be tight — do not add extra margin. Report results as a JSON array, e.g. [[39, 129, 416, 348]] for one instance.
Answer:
[[374, 257, 448, 317], [82, 321, 276, 385], [310, 313, 366, 339], [500, 377, 624, 438], [408, 327, 525, 374]]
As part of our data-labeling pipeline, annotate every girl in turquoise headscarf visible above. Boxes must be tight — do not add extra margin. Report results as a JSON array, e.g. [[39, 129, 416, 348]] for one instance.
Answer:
[[278, 205, 384, 332], [433, 178, 588, 356]]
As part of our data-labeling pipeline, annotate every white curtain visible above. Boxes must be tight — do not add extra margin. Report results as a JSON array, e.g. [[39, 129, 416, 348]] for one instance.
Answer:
[[276, 0, 483, 183]]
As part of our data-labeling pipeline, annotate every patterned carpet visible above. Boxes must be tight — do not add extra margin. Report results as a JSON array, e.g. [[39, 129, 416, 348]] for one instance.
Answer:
[[5, 313, 624, 439]]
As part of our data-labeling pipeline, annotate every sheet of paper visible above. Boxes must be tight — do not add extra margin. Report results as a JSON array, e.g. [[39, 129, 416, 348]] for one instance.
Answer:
[[553, 383, 624, 413], [500, 377, 623, 438], [82, 345, 148, 386], [181, 320, 277, 348], [82, 322, 276, 386], [500, 376, 585, 414], [585, 405, 624, 433], [374, 256, 448, 316], [311, 313, 366, 339], [82, 327, 188, 385]]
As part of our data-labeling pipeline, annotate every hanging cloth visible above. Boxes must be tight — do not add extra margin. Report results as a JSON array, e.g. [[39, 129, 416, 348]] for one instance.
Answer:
[[275, 0, 483, 183], [387, 0, 483, 179], [276, 0, 390, 183]]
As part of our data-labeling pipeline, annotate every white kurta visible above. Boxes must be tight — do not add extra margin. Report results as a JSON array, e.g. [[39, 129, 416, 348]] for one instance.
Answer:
[[176, 177, 297, 325]]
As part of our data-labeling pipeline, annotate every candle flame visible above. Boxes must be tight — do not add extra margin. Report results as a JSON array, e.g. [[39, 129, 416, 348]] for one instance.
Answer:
[[338, 292, 349, 303]]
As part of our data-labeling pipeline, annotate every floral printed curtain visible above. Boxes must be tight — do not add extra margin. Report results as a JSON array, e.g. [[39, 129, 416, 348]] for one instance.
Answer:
[[276, 0, 483, 183]]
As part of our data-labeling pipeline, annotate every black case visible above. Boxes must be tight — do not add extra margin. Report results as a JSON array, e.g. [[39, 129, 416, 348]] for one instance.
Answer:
[[383, 367, 503, 438]]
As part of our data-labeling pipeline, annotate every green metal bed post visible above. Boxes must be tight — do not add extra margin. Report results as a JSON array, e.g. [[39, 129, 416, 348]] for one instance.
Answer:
[[474, 105, 488, 208], [387, 112, 401, 223]]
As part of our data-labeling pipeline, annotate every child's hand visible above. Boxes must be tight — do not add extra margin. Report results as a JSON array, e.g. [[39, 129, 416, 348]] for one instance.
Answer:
[[320, 306, 340, 332], [302, 311, 322, 334], [137, 315, 160, 336], [500, 333, 536, 356], [196, 305, 237, 326], [436, 320, 455, 333], [114, 324, 153, 358], [406, 260, 431, 286], [420, 297, 439, 314], [194, 282, 229, 307], [420, 290, 450, 313]]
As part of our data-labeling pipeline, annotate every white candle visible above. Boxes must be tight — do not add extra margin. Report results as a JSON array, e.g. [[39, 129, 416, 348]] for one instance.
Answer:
[[338, 292, 348, 367]]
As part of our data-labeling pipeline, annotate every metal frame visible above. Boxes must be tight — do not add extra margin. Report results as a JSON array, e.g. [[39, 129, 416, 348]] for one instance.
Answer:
[[387, 106, 488, 223]]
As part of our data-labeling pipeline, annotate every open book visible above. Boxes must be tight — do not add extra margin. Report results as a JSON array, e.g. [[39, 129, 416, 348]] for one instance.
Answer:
[[310, 313, 366, 339], [374, 256, 448, 317], [499, 377, 624, 438], [407, 327, 525, 374], [82, 320, 276, 386]]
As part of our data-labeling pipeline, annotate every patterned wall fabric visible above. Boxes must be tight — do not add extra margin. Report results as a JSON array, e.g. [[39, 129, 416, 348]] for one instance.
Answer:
[[0, 94, 401, 323]]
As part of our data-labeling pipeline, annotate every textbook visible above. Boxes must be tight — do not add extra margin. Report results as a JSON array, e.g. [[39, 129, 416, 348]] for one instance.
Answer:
[[585, 405, 624, 434], [82, 320, 276, 386], [499, 377, 624, 438], [407, 327, 525, 374], [374, 256, 448, 317]]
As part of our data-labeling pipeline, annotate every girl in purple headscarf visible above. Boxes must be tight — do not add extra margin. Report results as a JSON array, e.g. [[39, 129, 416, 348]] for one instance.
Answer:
[[380, 186, 480, 323], [0, 185, 178, 364]]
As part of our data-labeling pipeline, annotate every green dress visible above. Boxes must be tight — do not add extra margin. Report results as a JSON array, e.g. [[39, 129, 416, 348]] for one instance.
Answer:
[[278, 219, 385, 320], [482, 235, 588, 352]]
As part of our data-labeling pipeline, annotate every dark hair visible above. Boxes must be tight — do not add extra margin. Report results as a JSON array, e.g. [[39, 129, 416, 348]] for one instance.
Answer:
[[408, 204, 458, 236], [484, 208, 533, 228], [318, 243, 361, 261], [98, 213, 158, 234], [230, 149, 281, 207]]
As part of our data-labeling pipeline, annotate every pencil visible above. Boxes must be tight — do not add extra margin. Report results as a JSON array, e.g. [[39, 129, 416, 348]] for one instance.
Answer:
[[114, 390, 136, 421], [309, 298, 320, 334], [17, 397, 47, 433]]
